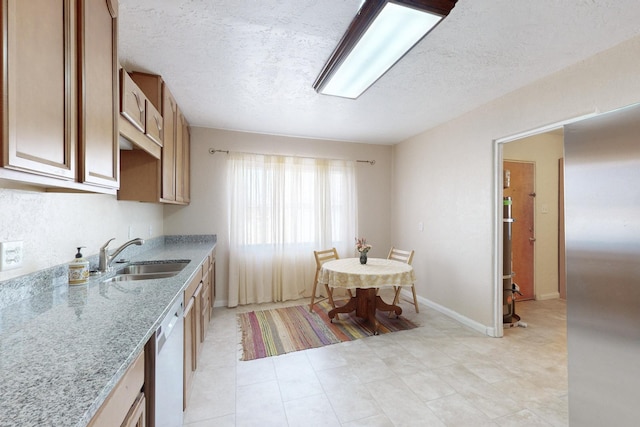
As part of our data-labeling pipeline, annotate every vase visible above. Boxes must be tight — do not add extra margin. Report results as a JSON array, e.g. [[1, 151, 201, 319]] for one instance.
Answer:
[[360, 252, 368, 264]]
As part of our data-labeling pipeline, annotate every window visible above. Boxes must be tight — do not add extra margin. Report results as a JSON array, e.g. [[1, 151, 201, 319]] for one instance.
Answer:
[[227, 153, 357, 306]]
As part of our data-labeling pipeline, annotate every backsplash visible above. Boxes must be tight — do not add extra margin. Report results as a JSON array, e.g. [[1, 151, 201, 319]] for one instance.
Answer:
[[0, 186, 163, 282], [0, 236, 164, 310], [0, 235, 216, 310]]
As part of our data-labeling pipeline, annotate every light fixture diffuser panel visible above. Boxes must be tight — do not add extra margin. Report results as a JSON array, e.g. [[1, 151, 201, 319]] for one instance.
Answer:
[[319, 3, 442, 99]]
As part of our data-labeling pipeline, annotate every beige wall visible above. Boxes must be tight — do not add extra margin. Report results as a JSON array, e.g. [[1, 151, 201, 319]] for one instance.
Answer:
[[0, 181, 163, 282], [391, 35, 640, 334], [163, 128, 393, 306], [503, 132, 564, 301], [5, 33, 640, 335]]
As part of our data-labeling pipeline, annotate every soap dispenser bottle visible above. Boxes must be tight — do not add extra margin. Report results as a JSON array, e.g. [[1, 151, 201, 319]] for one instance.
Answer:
[[69, 247, 90, 285]]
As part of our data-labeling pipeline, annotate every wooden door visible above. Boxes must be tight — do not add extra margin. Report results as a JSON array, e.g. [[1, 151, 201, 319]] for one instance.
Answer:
[[2, 0, 76, 179], [504, 161, 535, 300]]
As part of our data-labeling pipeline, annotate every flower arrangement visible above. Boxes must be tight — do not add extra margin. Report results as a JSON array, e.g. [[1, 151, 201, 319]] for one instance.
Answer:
[[355, 237, 372, 254]]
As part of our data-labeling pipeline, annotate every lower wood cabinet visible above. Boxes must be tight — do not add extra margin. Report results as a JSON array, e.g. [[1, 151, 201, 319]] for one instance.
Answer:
[[201, 277, 211, 341], [88, 350, 145, 427], [210, 249, 216, 313], [183, 265, 201, 410], [122, 393, 146, 427], [192, 282, 203, 365], [183, 248, 216, 411], [87, 247, 217, 424]]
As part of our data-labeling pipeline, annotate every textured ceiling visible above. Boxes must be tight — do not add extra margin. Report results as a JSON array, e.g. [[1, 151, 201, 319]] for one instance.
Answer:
[[118, 0, 640, 144]]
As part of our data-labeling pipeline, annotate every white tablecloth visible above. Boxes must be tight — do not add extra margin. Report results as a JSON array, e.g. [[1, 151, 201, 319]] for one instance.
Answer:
[[318, 258, 415, 290]]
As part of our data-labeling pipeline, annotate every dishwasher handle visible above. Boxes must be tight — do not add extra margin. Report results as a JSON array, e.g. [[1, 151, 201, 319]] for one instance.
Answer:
[[157, 301, 183, 354]]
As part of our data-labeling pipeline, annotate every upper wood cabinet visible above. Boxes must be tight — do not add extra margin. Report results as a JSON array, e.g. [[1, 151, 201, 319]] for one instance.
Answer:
[[119, 68, 164, 152], [1, 0, 76, 180], [175, 111, 187, 203], [161, 87, 178, 201], [120, 69, 147, 132], [181, 115, 191, 204], [0, 0, 119, 192], [78, 0, 119, 189], [144, 99, 163, 147], [118, 72, 190, 205]]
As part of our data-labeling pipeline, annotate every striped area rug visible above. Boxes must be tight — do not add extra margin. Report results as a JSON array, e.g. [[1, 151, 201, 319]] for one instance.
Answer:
[[238, 300, 418, 361]]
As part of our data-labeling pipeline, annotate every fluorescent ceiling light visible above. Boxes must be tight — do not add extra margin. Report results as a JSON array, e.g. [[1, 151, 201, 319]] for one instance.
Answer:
[[313, 0, 457, 99]]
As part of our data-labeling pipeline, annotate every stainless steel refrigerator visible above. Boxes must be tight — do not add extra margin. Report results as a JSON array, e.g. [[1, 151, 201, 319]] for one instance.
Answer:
[[564, 103, 640, 426]]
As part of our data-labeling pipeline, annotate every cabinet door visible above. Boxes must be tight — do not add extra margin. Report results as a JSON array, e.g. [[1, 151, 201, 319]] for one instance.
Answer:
[[161, 86, 177, 201], [144, 99, 163, 146], [183, 295, 195, 410], [182, 122, 191, 203], [121, 393, 146, 427], [175, 113, 190, 204], [120, 69, 146, 132], [210, 255, 216, 312], [2, 0, 76, 179], [193, 282, 203, 364], [175, 111, 185, 203], [88, 351, 145, 427], [201, 266, 211, 341], [78, 0, 119, 188]]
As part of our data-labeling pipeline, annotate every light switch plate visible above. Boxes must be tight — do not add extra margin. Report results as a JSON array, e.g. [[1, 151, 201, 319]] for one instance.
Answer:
[[0, 241, 23, 271]]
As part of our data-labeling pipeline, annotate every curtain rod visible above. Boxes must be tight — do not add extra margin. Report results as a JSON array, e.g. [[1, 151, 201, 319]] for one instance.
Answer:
[[208, 148, 375, 165]]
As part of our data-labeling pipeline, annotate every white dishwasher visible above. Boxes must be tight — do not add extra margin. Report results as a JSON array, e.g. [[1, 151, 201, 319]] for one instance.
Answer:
[[155, 297, 184, 427]]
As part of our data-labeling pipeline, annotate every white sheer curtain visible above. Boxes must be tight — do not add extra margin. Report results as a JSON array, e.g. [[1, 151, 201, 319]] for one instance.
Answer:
[[227, 152, 357, 307]]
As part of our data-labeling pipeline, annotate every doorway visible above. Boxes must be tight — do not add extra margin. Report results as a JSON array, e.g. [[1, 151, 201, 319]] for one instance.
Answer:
[[495, 127, 568, 336]]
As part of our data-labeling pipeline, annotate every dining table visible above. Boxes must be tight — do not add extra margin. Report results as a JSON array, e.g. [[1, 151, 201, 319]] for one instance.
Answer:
[[317, 257, 416, 334]]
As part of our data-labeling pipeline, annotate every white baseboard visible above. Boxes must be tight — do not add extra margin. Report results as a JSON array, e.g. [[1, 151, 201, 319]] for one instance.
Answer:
[[398, 289, 497, 337], [536, 292, 560, 301], [214, 299, 228, 308]]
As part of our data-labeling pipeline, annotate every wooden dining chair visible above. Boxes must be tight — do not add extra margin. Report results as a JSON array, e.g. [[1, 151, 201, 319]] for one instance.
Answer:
[[309, 248, 340, 312], [388, 247, 419, 313]]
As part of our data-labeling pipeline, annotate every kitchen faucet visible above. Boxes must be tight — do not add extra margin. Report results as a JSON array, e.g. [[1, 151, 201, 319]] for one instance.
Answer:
[[98, 237, 145, 273]]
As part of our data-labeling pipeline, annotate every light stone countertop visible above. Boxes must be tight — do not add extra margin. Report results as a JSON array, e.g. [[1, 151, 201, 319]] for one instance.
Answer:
[[0, 235, 216, 427]]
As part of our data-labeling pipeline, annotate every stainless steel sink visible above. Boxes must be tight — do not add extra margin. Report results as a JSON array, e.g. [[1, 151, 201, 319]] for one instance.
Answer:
[[103, 272, 180, 283], [102, 261, 189, 283], [118, 261, 188, 275]]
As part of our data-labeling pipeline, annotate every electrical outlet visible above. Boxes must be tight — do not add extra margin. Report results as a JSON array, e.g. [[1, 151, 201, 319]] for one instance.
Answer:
[[148, 224, 153, 237], [0, 241, 23, 271]]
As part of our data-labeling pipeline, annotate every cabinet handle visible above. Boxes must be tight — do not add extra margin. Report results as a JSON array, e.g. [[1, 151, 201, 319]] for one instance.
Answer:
[[131, 91, 143, 111], [154, 115, 162, 132], [132, 90, 144, 123]]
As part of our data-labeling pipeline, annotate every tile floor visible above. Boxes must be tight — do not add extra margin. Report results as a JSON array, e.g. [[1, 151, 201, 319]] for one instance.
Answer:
[[183, 293, 567, 426]]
